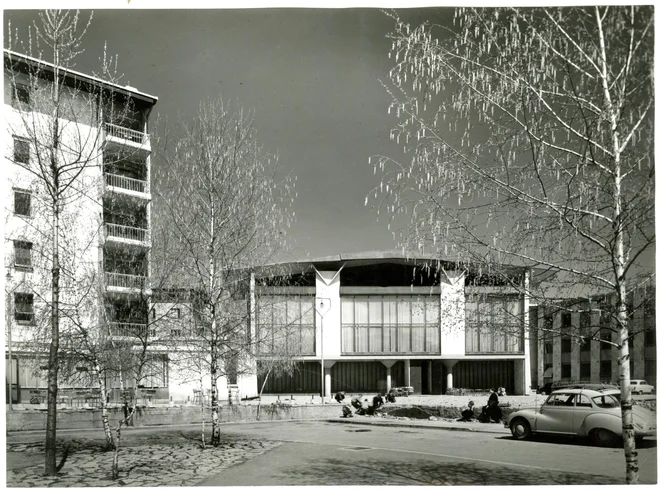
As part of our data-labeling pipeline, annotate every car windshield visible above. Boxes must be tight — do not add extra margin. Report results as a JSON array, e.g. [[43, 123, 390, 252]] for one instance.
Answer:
[[593, 394, 620, 408]]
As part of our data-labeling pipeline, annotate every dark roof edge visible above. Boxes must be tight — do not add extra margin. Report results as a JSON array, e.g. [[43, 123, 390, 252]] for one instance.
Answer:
[[4, 49, 158, 104]]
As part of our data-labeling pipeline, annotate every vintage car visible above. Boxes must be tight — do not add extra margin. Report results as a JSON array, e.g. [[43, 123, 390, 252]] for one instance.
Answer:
[[505, 388, 656, 446], [630, 380, 655, 395]]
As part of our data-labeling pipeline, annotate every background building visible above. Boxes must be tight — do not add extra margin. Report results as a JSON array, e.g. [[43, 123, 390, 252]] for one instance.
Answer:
[[4, 49, 158, 405], [531, 278, 656, 389]]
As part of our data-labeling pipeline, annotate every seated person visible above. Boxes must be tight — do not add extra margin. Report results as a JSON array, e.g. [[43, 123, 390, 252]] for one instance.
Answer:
[[459, 400, 476, 421], [341, 405, 353, 418], [334, 391, 346, 403]]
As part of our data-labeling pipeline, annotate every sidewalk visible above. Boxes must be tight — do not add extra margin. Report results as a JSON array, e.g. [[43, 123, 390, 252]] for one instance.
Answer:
[[327, 415, 509, 434]]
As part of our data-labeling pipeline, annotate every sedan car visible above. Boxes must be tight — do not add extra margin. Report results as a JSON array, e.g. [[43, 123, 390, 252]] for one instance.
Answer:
[[630, 380, 655, 395], [506, 388, 656, 446]]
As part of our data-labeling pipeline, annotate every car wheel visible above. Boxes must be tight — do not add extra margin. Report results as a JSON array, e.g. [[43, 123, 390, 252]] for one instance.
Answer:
[[510, 419, 532, 440], [589, 428, 618, 447]]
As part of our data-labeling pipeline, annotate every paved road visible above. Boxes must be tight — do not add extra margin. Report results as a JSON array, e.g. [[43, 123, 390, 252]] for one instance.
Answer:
[[199, 421, 657, 485], [7, 420, 656, 485]]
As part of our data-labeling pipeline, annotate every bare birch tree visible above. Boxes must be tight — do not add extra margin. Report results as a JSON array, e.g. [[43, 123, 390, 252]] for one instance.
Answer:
[[369, 7, 653, 483], [155, 98, 296, 447]]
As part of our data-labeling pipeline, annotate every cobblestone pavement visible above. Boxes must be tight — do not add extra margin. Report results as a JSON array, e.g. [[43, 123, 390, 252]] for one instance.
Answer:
[[6, 432, 282, 487]]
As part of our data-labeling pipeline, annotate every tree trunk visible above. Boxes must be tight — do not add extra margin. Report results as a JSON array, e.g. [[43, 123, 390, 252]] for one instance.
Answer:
[[96, 364, 115, 450], [595, 7, 638, 483], [210, 336, 221, 446], [199, 374, 206, 449], [44, 200, 60, 476]]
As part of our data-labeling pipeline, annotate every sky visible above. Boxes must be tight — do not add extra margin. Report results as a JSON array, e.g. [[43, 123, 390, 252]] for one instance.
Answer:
[[3, 2, 452, 262]]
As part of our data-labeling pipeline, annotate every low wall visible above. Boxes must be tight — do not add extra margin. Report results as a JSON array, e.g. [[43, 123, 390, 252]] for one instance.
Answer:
[[5, 403, 345, 432]]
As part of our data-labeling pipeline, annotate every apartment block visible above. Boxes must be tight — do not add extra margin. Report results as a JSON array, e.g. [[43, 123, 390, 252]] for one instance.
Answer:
[[3, 49, 158, 405]]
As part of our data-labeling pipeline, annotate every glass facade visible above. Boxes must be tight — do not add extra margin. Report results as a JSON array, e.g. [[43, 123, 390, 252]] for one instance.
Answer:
[[256, 295, 316, 356], [341, 295, 440, 354], [465, 296, 523, 353]]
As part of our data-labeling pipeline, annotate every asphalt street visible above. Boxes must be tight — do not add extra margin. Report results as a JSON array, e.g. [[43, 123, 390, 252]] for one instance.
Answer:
[[199, 421, 657, 485], [6, 420, 657, 485]]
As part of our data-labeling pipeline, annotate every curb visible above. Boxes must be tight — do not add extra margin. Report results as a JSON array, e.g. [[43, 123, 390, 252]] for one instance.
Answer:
[[326, 417, 507, 434]]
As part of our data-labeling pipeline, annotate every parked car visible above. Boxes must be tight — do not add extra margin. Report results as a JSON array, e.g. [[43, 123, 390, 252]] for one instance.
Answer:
[[630, 380, 655, 395], [506, 388, 656, 446], [536, 381, 616, 395]]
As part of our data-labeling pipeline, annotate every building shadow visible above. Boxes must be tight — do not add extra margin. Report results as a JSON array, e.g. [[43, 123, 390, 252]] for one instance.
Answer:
[[281, 456, 627, 485]]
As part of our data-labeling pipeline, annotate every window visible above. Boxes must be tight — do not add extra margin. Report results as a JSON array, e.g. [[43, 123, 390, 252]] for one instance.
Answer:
[[13, 137, 30, 164], [13, 240, 32, 268], [547, 392, 573, 406], [600, 333, 611, 349], [580, 337, 591, 350], [150, 308, 156, 319], [14, 190, 31, 216], [580, 362, 591, 381], [342, 294, 442, 354], [561, 363, 571, 379], [593, 394, 619, 409], [167, 308, 181, 319], [14, 293, 34, 325], [257, 295, 315, 355], [561, 338, 572, 353], [544, 342, 553, 355], [600, 360, 612, 382], [646, 329, 656, 347], [576, 394, 592, 407], [12, 83, 30, 108], [561, 312, 572, 328], [465, 296, 523, 354], [543, 314, 553, 330]]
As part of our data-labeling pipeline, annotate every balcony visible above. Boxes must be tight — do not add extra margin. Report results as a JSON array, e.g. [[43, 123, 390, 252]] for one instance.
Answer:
[[104, 173, 150, 202], [107, 322, 155, 340], [105, 223, 150, 250], [105, 272, 150, 296], [103, 122, 151, 157]]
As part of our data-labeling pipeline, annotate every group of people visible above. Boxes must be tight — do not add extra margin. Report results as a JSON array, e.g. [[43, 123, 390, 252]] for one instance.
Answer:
[[458, 388, 504, 423], [334, 392, 386, 417]]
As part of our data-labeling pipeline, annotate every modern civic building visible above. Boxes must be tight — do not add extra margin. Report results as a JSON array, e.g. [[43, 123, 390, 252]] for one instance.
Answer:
[[3, 49, 158, 405], [243, 252, 536, 399], [153, 252, 536, 403]]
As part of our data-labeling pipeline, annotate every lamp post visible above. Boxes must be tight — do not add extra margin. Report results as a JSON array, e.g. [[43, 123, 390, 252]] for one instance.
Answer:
[[315, 298, 330, 405]]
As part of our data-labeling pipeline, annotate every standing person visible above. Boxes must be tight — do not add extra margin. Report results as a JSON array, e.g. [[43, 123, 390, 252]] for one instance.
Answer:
[[486, 388, 502, 423]]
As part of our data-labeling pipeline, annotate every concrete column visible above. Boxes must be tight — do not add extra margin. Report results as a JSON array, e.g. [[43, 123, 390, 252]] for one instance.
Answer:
[[323, 360, 335, 400], [553, 312, 561, 381], [590, 309, 601, 382], [443, 359, 458, 391], [380, 360, 398, 392], [240, 271, 258, 398], [427, 361, 433, 395], [536, 307, 546, 389], [571, 308, 581, 382], [404, 359, 411, 388]]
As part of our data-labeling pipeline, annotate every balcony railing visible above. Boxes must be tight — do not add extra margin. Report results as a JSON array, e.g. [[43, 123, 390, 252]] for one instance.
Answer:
[[105, 272, 147, 290], [107, 322, 155, 339], [105, 223, 149, 244], [104, 173, 148, 194], [104, 122, 148, 145]]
